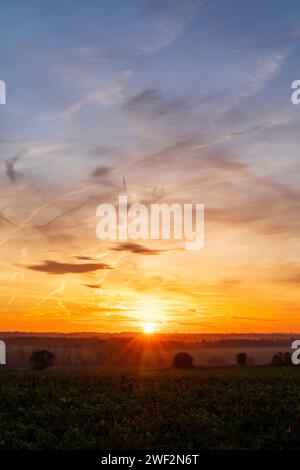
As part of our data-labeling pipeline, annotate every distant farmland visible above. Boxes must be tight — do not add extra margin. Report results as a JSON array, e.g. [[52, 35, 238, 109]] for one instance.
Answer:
[[1, 335, 293, 369]]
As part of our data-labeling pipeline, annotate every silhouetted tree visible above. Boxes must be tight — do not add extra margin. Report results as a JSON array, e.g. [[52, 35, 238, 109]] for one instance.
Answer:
[[271, 352, 282, 366], [173, 352, 194, 369], [282, 352, 293, 366], [271, 351, 293, 367], [236, 352, 247, 366], [30, 350, 56, 371]]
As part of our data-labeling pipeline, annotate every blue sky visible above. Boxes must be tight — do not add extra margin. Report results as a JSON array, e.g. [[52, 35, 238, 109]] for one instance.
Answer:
[[0, 0, 300, 332], [1, 0, 299, 155]]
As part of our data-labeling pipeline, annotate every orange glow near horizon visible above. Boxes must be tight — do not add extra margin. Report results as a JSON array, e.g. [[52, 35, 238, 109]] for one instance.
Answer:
[[1, 206, 300, 335]]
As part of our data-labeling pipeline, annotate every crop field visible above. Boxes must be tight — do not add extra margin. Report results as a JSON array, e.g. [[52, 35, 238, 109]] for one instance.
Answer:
[[1, 367, 300, 450]]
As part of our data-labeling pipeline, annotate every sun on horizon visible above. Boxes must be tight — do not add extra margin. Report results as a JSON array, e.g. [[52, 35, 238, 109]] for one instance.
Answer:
[[143, 323, 155, 334]]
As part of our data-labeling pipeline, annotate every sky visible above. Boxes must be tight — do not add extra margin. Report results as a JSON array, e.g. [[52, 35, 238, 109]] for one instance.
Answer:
[[0, 0, 300, 333]]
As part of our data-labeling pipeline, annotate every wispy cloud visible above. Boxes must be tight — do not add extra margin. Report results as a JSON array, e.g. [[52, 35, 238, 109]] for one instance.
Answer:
[[82, 283, 102, 289], [61, 85, 123, 119], [25, 260, 112, 275], [140, 0, 202, 53], [91, 166, 114, 179], [123, 88, 190, 120], [112, 243, 164, 255]]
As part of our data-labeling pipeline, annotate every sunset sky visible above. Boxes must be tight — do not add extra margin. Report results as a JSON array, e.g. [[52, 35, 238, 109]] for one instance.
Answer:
[[0, 0, 300, 333]]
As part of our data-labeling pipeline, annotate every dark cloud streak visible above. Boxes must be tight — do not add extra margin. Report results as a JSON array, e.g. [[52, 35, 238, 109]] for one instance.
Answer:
[[112, 242, 163, 255], [25, 260, 112, 275]]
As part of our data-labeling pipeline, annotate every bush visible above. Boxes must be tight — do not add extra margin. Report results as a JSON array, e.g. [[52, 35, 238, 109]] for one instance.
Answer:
[[30, 350, 56, 371], [172, 352, 194, 369], [270, 352, 293, 367], [236, 352, 247, 366]]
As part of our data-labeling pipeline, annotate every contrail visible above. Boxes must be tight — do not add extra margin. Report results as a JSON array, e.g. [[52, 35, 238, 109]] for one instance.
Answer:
[[191, 121, 280, 150], [0, 185, 98, 248], [0, 211, 14, 226], [122, 175, 127, 192], [35, 202, 86, 230], [36, 280, 65, 307], [35, 280, 70, 316], [4, 294, 16, 312]]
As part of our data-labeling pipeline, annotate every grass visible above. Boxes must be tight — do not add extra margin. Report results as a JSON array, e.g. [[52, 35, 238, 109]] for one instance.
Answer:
[[1, 367, 300, 450]]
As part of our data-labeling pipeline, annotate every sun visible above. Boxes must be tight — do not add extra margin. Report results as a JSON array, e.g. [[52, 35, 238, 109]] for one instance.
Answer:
[[143, 323, 155, 334]]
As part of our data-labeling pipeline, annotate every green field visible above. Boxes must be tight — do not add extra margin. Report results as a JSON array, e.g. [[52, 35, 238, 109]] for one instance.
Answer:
[[1, 367, 300, 450]]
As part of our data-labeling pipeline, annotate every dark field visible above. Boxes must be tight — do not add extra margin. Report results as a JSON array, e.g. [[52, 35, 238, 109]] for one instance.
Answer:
[[1, 367, 300, 450]]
